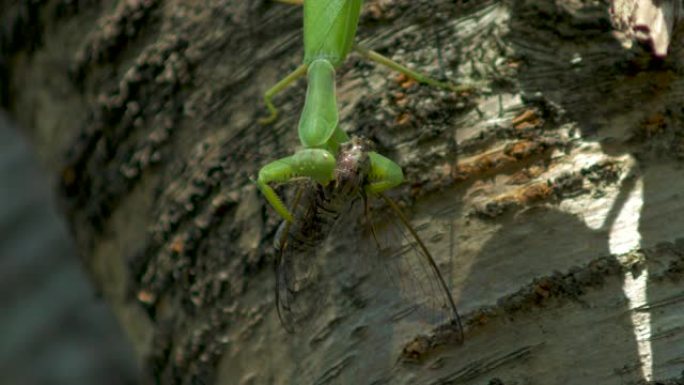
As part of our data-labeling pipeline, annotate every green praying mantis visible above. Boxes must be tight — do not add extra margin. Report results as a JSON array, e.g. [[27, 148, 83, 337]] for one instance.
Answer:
[[256, 0, 473, 222]]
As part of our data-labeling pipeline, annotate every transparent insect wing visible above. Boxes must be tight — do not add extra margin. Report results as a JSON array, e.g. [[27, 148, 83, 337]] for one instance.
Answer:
[[275, 236, 328, 333], [363, 194, 463, 342], [273, 183, 340, 333]]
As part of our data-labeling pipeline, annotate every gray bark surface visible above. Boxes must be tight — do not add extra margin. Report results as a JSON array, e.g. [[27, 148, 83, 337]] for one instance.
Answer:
[[2, 0, 684, 384]]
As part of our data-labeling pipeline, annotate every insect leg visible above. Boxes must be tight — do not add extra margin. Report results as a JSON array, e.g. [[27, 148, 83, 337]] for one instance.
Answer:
[[365, 151, 404, 194], [353, 44, 476, 93], [258, 63, 308, 125], [274, 0, 303, 5], [257, 148, 336, 221]]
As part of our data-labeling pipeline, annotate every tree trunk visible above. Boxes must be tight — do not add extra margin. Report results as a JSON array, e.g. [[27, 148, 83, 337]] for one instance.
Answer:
[[3, 0, 684, 384]]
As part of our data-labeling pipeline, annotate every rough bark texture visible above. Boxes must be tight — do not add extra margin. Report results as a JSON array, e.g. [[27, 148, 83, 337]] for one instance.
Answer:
[[3, 0, 684, 384]]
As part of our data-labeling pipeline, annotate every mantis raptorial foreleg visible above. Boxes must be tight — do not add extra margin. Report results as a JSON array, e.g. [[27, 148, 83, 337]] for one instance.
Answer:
[[257, 148, 336, 221], [366, 151, 404, 195], [259, 63, 308, 125]]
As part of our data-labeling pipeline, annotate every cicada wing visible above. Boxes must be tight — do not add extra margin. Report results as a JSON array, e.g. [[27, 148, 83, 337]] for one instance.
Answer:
[[363, 193, 463, 343], [273, 184, 335, 333], [275, 233, 327, 333]]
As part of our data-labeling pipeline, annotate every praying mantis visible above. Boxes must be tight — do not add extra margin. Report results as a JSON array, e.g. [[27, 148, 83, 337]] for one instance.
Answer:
[[254, 0, 468, 339], [256, 0, 472, 222]]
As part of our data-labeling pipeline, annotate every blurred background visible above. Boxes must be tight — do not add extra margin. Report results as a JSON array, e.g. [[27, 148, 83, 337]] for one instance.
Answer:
[[0, 112, 138, 385]]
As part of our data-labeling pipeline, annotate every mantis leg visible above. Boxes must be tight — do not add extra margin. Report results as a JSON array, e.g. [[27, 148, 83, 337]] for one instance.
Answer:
[[366, 151, 404, 194], [259, 63, 308, 125], [353, 45, 475, 93], [274, 0, 303, 4], [257, 148, 336, 221]]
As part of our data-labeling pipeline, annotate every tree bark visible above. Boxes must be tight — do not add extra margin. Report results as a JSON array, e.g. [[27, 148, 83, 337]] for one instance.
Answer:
[[3, 0, 684, 384]]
